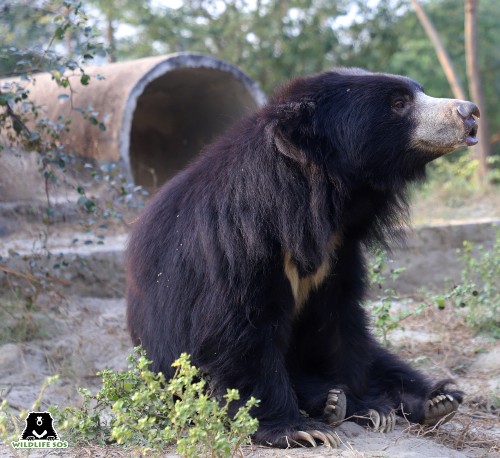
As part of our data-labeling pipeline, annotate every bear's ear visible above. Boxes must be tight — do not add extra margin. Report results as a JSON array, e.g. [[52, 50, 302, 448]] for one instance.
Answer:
[[266, 101, 315, 164], [274, 128, 306, 163]]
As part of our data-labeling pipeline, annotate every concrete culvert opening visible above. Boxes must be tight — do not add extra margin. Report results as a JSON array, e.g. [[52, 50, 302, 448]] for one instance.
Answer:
[[130, 66, 261, 191], [0, 53, 266, 203]]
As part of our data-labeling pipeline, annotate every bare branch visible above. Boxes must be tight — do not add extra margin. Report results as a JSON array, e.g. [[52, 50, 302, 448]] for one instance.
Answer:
[[411, 0, 466, 100], [0, 92, 33, 139]]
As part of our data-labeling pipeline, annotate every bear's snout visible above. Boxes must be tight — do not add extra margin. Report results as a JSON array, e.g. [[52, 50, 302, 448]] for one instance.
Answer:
[[411, 91, 480, 155]]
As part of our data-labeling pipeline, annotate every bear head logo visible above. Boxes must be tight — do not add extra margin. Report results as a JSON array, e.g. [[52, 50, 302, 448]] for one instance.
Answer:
[[20, 411, 59, 441]]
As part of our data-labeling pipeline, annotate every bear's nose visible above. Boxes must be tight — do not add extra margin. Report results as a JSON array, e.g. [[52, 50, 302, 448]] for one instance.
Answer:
[[456, 102, 480, 119]]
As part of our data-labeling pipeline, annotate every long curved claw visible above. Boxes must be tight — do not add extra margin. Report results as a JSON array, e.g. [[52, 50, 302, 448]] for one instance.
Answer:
[[366, 409, 396, 433], [324, 431, 341, 448], [310, 430, 329, 445], [368, 409, 381, 431], [424, 394, 459, 427], [380, 411, 396, 433], [387, 411, 396, 432], [310, 430, 340, 448], [380, 411, 387, 432], [291, 431, 317, 447], [289, 429, 339, 448]]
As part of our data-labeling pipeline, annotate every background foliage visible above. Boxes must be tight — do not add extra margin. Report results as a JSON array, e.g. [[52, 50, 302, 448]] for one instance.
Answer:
[[2, 0, 498, 170]]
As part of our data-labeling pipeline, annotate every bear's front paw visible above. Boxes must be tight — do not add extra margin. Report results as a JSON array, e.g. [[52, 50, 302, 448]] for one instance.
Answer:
[[423, 394, 459, 427], [324, 388, 347, 425]]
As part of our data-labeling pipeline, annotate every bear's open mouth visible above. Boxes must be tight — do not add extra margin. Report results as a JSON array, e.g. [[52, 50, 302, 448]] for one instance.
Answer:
[[465, 123, 478, 146]]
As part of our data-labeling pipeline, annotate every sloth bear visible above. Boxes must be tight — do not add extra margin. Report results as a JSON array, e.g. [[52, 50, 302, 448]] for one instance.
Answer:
[[126, 68, 479, 448]]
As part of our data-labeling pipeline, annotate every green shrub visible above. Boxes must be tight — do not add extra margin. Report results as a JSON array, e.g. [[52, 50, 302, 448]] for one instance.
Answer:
[[366, 249, 427, 345], [1, 349, 259, 457], [433, 230, 500, 337]]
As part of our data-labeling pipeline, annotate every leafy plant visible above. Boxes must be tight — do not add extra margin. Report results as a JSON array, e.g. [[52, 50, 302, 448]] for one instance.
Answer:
[[0, 1, 147, 305], [367, 249, 426, 345], [49, 348, 259, 457], [433, 230, 500, 336]]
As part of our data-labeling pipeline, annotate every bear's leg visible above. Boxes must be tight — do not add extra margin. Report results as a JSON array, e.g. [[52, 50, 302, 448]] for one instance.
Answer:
[[326, 240, 462, 430], [302, 341, 463, 433], [293, 374, 397, 432], [289, 238, 460, 433], [292, 375, 347, 426], [294, 352, 461, 433], [225, 354, 340, 448], [195, 319, 340, 448], [288, 249, 401, 430]]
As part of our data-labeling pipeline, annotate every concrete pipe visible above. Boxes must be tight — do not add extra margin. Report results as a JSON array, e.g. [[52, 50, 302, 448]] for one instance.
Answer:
[[2, 53, 266, 192]]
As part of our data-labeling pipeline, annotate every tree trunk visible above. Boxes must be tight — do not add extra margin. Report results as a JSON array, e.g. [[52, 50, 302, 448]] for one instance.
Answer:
[[411, 0, 466, 100], [106, 14, 116, 63], [465, 0, 490, 179]]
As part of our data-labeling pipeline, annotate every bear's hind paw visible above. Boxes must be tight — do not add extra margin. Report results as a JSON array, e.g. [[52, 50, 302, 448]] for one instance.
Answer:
[[324, 388, 347, 425], [288, 429, 340, 448], [423, 394, 459, 427], [367, 409, 396, 433]]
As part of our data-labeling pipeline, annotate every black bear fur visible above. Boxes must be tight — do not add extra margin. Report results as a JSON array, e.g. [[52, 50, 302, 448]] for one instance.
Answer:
[[126, 69, 464, 447]]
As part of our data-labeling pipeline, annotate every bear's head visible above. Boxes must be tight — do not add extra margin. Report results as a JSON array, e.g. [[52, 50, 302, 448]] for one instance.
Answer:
[[266, 68, 479, 187]]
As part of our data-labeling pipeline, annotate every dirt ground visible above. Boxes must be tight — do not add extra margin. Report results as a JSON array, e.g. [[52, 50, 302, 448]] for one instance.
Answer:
[[0, 293, 498, 457], [0, 184, 499, 457]]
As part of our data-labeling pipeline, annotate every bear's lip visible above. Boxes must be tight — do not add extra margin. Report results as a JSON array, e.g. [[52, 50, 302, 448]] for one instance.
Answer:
[[464, 123, 478, 146]]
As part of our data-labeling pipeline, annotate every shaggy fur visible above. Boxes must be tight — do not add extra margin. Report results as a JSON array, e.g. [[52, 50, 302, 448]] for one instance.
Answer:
[[126, 69, 464, 447]]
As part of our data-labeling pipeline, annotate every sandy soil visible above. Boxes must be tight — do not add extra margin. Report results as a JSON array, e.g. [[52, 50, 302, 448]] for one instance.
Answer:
[[411, 184, 500, 225], [0, 294, 498, 458]]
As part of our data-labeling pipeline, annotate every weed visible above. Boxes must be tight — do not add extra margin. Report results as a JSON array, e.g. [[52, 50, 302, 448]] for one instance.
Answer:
[[0, 348, 259, 457], [433, 230, 500, 337], [367, 249, 427, 345]]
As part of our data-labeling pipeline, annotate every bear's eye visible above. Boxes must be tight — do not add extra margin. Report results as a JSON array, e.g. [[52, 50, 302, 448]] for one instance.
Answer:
[[392, 99, 407, 110]]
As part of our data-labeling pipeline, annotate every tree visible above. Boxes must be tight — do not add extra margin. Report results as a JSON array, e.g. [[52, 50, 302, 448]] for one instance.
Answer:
[[3, 0, 499, 177], [88, 0, 147, 63], [0, 1, 57, 76], [410, 0, 492, 180], [0, 0, 105, 76], [465, 0, 490, 178], [113, 0, 345, 93], [410, 0, 466, 100]]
